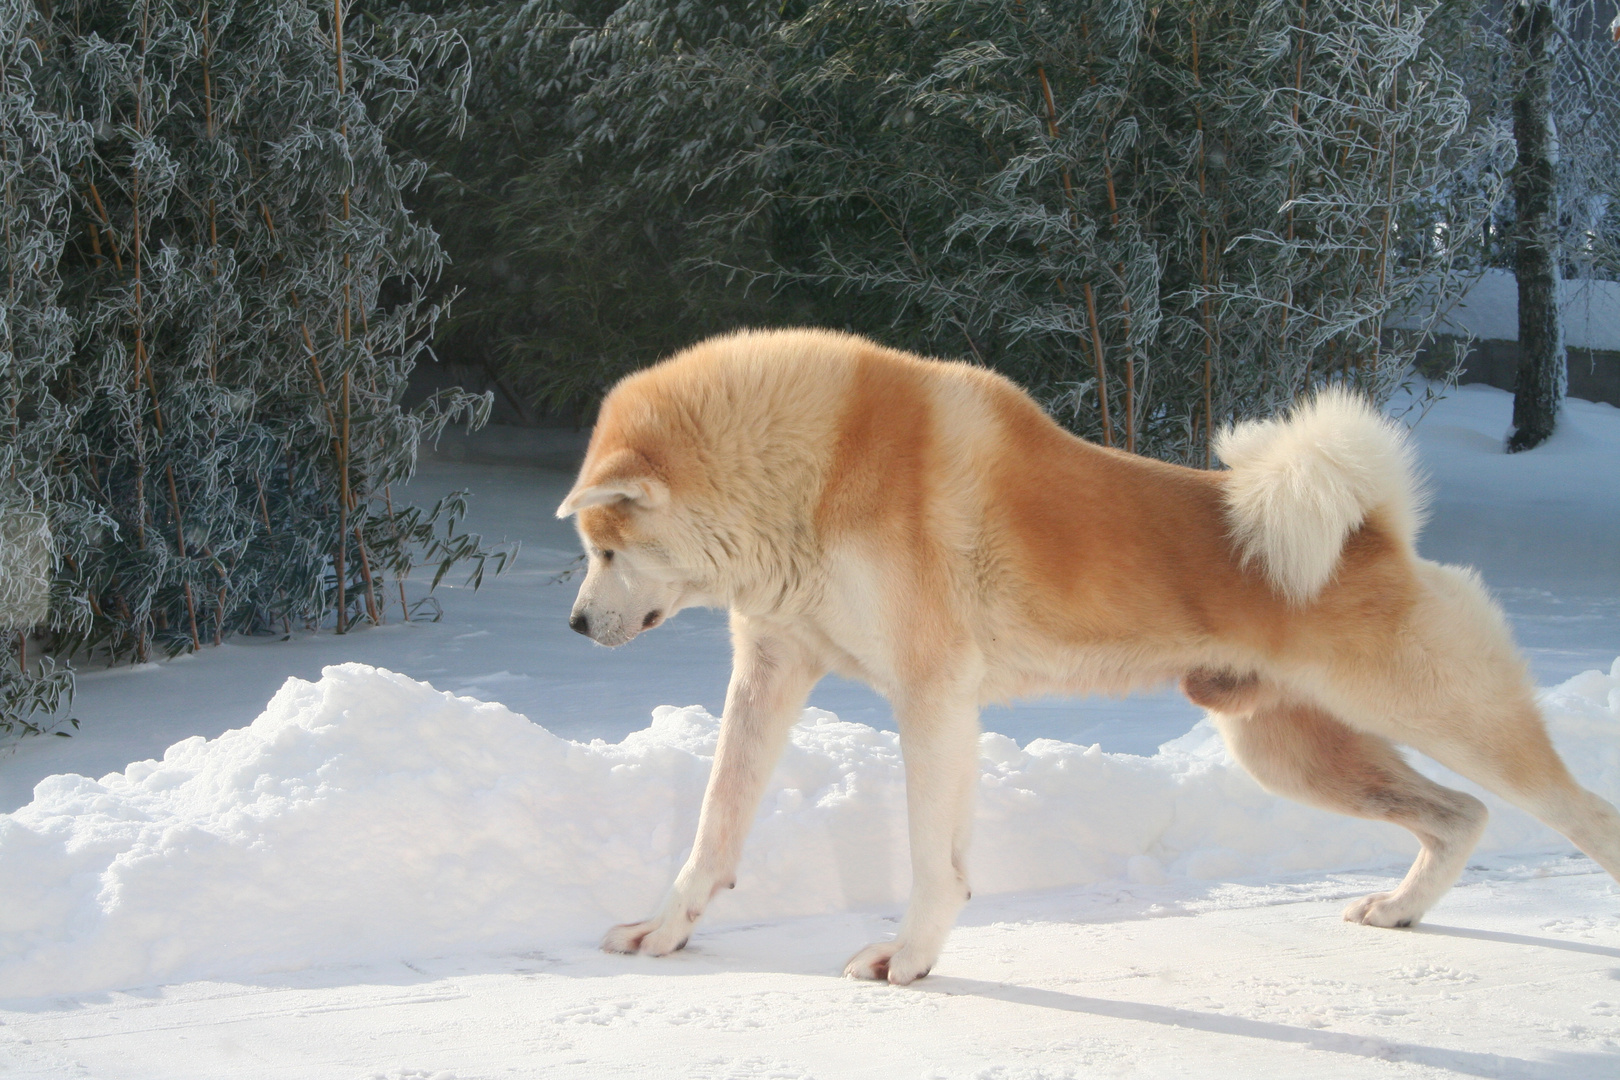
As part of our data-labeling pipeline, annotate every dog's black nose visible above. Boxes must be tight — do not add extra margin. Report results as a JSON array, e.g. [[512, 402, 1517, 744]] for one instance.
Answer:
[[569, 612, 590, 636]]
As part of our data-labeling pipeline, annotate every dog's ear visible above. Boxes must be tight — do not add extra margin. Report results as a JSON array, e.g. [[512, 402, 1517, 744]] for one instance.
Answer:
[[556, 449, 669, 518]]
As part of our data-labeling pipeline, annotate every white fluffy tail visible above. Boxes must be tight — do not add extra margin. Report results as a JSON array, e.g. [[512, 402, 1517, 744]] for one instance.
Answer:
[[1215, 387, 1425, 604]]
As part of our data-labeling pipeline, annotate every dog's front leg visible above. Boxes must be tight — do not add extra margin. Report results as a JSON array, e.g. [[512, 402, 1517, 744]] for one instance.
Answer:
[[844, 688, 980, 985], [603, 620, 823, 957]]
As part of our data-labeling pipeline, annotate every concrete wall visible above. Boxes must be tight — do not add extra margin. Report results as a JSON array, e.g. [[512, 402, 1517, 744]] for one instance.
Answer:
[[1395, 269, 1620, 351], [1424, 337, 1620, 408], [1395, 268, 1620, 406]]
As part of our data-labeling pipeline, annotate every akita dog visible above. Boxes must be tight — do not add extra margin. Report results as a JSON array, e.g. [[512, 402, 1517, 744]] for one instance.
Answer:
[[557, 328, 1620, 984]]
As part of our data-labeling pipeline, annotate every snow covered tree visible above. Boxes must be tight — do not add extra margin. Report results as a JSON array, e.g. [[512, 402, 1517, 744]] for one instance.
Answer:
[[1, 0, 85, 733], [0, 0, 504, 737], [707, 0, 1486, 460], [400, 0, 1487, 461], [388, 0, 790, 418]]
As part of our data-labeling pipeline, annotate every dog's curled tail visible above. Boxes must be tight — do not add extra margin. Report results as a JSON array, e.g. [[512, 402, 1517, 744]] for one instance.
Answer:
[[1215, 387, 1425, 605]]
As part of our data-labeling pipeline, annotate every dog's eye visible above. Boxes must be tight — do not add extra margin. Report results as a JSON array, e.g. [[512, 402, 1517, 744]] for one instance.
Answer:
[[600, 549, 615, 562]]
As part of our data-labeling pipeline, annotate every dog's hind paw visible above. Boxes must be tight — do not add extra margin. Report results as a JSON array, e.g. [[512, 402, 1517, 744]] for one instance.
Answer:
[[1342, 891, 1422, 929], [843, 941, 933, 985]]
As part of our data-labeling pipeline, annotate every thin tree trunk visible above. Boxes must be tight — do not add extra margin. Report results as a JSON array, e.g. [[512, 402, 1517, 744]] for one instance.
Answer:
[[1507, 0, 1565, 452], [336, 371, 349, 633]]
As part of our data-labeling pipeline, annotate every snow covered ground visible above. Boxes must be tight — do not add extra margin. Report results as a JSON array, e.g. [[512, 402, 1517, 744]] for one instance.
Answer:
[[1, 382, 1618, 1078]]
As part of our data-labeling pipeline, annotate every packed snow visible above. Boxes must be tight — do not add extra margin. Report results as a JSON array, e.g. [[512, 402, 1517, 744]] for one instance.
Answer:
[[1, 381, 1618, 1077]]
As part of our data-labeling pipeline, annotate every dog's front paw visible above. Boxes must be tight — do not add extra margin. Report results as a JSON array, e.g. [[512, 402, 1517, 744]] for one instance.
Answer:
[[601, 909, 696, 957], [1342, 891, 1422, 929], [842, 941, 935, 985]]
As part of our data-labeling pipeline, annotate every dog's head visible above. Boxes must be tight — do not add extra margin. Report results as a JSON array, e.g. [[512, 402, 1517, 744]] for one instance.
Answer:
[[555, 446, 711, 647]]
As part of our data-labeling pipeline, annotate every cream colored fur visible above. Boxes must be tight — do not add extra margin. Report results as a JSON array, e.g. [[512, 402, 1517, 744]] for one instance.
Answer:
[[556, 328, 1620, 985], [1216, 387, 1426, 604]]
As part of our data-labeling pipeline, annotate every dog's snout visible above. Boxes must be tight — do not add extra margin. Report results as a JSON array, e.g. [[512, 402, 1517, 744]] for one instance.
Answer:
[[569, 611, 590, 636]]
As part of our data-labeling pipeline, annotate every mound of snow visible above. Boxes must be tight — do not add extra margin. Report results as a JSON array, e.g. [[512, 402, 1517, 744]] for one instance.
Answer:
[[3, 661, 1619, 998]]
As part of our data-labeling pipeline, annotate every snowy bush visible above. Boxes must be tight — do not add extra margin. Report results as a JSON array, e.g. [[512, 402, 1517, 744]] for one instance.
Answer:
[[0, 0, 506, 736]]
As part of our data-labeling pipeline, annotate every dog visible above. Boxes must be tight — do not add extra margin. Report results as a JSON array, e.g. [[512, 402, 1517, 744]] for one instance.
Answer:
[[557, 327, 1620, 984]]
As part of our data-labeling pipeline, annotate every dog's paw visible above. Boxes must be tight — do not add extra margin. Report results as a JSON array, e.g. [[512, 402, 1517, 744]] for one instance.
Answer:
[[1342, 891, 1422, 929], [842, 941, 934, 985], [601, 911, 695, 957]]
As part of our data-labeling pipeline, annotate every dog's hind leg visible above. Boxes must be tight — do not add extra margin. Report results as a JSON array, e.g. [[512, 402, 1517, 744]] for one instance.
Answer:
[[1367, 561, 1620, 896], [1208, 692, 1488, 929], [844, 681, 981, 985], [1400, 691, 1620, 889], [602, 616, 825, 957]]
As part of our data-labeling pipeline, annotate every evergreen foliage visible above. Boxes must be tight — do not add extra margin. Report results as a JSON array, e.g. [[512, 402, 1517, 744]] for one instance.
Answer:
[[2, 0, 86, 734], [0, 0, 504, 737], [738, 0, 1493, 459], [1552, 3, 1620, 283], [388, 0, 792, 418], [1470, 1, 1620, 280], [396, 0, 1493, 459]]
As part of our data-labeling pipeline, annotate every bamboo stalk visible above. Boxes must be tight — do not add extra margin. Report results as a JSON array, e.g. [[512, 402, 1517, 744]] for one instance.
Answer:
[[335, 0, 346, 96], [1102, 200, 1135, 452], [133, 3, 158, 429], [336, 371, 350, 634], [203, 5, 219, 282], [85, 183, 122, 271], [1194, 13, 1215, 468], [1123, 347, 1136, 453], [115, 592, 146, 665], [253, 473, 289, 637], [355, 524, 380, 625], [1035, 63, 1115, 446], [133, 444, 148, 551], [166, 464, 201, 650], [299, 320, 339, 435], [201, 2, 214, 139], [385, 484, 410, 620], [181, 583, 201, 650], [1369, 0, 1401, 380], [82, 195, 105, 263], [1287, 0, 1309, 246], [255, 473, 272, 532], [331, 2, 352, 634], [336, 0, 353, 344], [129, 6, 152, 555], [1278, 0, 1310, 364], [1082, 283, 1113, 446], [1092, 85, 1134, 452]]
